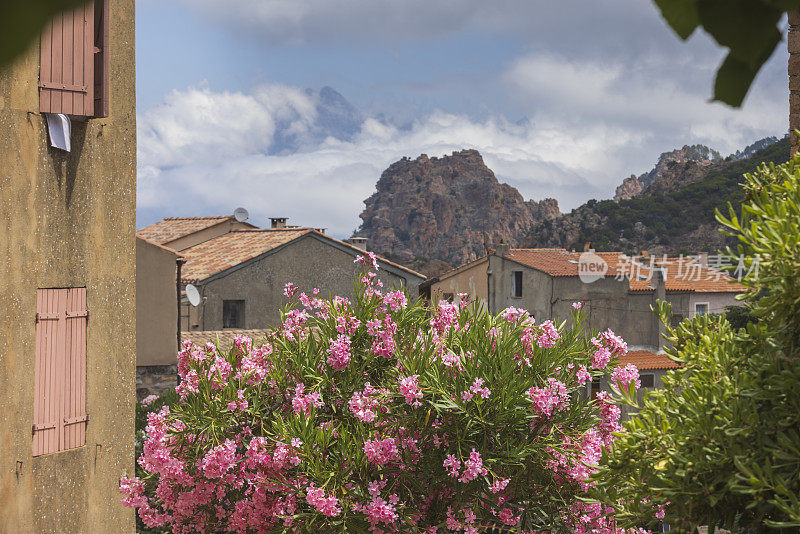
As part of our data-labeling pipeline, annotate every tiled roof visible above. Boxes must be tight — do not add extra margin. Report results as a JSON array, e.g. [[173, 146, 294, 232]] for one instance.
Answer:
[[182, 329, 269, 349], [137, 216, 234, 245], [180, 229, 311, 282], [618, 350, 681, 370], [504, 249, 744, 293], [135, 234, 185, 258], [179, 229, 425, 283]]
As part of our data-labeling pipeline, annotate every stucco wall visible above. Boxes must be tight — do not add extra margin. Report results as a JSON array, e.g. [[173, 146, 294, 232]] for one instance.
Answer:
[[432, 254, 697, 349], [689, 292, 739, 317], [186, 234, 424, 331], [136, 238, 178, 366], [0, 1, 136, 531]]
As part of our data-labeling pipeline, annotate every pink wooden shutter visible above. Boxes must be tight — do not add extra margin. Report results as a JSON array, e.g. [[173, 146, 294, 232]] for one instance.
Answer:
[[33, 289, 65, 456], [39, 3, 95, 116], [63, 288, 88, 451], [33, 288, 88, 456]]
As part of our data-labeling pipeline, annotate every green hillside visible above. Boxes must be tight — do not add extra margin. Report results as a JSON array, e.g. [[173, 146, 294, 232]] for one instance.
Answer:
[[524, 137, 790, 254]]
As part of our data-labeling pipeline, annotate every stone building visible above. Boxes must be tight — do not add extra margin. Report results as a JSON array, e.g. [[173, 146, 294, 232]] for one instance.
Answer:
[[178, 227, 425, 331], [134, 217, 425, 394], [0, 0, 136, 531], [431, 246, 744, 393]]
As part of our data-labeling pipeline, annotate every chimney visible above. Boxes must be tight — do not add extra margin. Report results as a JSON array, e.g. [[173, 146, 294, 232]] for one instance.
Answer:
[[491, 241, 510, 256], [652, 263, 667, 350], [697, 252, 708, 268], [350, 237, 367, 250], [314, 228, 326, 235], [270, 217, 287, 229]]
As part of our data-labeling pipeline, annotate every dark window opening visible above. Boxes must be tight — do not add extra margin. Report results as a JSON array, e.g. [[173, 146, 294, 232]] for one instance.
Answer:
[[223, 300, 245, 328], [590, 378, 601, 400], [512, 271, 523, 298], [641, 374, 655, 388], [670, 313, 684, 328]]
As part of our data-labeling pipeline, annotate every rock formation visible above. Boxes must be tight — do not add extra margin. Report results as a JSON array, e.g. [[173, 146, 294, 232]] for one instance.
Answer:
[[355, 150, 559, 274]]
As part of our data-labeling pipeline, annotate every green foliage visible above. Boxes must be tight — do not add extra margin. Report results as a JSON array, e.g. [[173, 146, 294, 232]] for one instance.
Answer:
[[590, 152, 800, 530], [653, 0, 800, 106], [556, 138, 790, 254], [0, 0, 85, 70], [724, 304, 756, 330]]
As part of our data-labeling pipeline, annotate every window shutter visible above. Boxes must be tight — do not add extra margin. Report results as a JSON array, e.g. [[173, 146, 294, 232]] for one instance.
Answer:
[[33, 288, 88, 456], [93, 0, 110, 118], [63, 288, 88, 451], [39, 3, 95, 116]]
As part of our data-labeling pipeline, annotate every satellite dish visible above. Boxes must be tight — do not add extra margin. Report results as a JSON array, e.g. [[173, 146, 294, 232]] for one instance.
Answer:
[[233, 207, 249, 223], [185, 284, 201, 307]]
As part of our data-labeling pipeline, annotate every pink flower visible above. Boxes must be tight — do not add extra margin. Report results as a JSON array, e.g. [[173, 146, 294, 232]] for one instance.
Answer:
[[292, 383, 324, 415], [576, 365, 592, 385], [536, 321, 561, 348], [200, 439, 237, 478], [500, 306, 527, 323], [527, 378, 569, 418], [399, 375, 423, 406], [611, 363, 641, 390], [458, 448, 488, 482], [140, 394, 158, 407], [354, 251, 380, 270], [462, 378, 490, 402], [591, 347, 611, 370], [349, 384, 383, 423], [489, 478, 510, 494], [572, 301, 583, 310], [306, 485, 341, 517], [383, 290, 408, 312], [592, 328, 628, 357], [283, 282, 298, 298], [443, 454, 461, 477], [326, 334, 352, 370], [227, 389, 248, 411], [364, 437, 400, 466]]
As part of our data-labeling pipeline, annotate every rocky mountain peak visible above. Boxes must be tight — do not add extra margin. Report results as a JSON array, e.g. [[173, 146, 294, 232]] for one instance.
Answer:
[[355, 150, 559, 274]]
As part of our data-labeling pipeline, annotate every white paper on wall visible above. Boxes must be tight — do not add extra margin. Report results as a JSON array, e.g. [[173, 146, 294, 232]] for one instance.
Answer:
[[45, 113, 71, 152]]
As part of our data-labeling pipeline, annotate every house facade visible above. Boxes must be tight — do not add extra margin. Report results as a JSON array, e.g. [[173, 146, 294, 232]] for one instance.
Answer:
[[0, 0, 136, 531], [178, 228, 425, 331], [433, 246, 744, 348]]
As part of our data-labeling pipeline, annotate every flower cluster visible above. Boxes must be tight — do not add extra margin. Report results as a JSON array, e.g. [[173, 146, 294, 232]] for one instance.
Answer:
[[124, 268, 643, 533]]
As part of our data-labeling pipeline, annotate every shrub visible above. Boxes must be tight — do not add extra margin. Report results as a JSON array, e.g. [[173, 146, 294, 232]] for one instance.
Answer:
[[124, 254, 645, 533], [590, 155, 800, 531]]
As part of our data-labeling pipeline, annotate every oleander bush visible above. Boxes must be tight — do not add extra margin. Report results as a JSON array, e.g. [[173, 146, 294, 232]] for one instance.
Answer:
[[123, 253, 648, 533]]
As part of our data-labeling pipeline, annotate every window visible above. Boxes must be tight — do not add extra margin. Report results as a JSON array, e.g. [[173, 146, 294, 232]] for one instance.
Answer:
[[590, 378, 601, 400], [223, 300, 245, 328], [33, 288, 88, 456], [511, 271, 523, 298], [695, 303, 709, 316], [641, 374, 655, 388], [39, 0, 109, 117], [670, 313, 684, 328]]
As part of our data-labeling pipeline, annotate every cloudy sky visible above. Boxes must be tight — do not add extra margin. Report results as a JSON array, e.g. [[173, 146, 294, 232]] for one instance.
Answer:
[[136, 0, 789, 238]]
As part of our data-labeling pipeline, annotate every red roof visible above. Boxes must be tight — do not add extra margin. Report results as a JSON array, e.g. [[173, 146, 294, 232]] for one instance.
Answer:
[[504, 249, 744, 293], [618, 350, 681, 370], [180, 229, 311, 282], [137, 216, 236, 246], [179, 229, 425, 283]]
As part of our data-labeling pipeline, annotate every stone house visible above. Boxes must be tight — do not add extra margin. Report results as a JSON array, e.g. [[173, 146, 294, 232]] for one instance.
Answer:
[[134, 217, 424, 394], [432, 246, 744, 401], [178, 227, 425, 331], [432, 246, 744, 347], [0, 0, 136, 531]]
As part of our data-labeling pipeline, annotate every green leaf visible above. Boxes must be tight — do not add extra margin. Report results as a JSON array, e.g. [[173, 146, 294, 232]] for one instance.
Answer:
[[712, 52, 762, 107], [653, 0, 701, 39], [697, 0, 783, 68]]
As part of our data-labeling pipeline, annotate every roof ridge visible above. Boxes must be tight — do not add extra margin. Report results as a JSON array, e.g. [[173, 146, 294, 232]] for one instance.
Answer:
[[162, 216, 231, 221]]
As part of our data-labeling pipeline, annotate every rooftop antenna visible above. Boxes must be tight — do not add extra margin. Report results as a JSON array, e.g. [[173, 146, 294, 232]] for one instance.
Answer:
[[185, 284, 201, 307], [233, 207, 250, 223]]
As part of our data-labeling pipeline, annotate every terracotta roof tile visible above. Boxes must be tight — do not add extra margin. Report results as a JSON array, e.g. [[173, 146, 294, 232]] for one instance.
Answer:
[[505, 249, 744, 293], [135, 233, 186, 258], [137, 216, 234, 245], [179, 229, 425, 283], [180, 229, 311, 282], [182, 329, 269, 349], [618, 350, 681, 370]]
